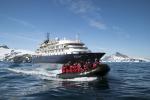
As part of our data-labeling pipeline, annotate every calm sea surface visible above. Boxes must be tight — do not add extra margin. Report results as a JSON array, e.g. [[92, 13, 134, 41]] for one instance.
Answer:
[[0, 62, 150, 100]]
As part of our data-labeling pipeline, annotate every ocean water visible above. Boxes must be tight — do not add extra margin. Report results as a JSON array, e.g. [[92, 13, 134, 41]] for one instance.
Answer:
[[0, 62, 150, 100]]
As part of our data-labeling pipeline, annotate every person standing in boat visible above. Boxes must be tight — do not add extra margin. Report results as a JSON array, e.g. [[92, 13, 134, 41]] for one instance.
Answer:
[[76, 62, 81, 72], [95, 58, 100, 64], [83, 59, 92, 70], [80, 61, 85, 70], [93, 58, 100, 69], [62, 64, 66, 73], [88, 59, 93, 69], [63, 61, 72, 73]]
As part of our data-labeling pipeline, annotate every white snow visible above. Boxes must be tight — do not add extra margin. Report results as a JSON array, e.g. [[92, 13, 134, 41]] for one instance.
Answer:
[[0, 47, 34, 61], [102, 52, 150, 62], [0, 48, 12, 61]]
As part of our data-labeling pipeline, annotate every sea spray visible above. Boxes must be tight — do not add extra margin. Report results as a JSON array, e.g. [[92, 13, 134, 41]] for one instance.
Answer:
[[5, 64, 97, 82]]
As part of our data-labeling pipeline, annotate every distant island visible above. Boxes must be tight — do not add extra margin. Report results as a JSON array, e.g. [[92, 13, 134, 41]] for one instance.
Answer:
[[102, 52, 150, 62]]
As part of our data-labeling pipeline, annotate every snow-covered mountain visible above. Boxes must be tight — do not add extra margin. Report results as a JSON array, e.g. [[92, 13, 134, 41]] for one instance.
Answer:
[[102, 52, 150, 62], [0, 45, 34, 63]]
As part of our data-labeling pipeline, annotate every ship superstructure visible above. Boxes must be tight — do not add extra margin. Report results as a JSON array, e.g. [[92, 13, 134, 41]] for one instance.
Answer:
[[36, 37, 91, 56], [32, 33, 105, 64]]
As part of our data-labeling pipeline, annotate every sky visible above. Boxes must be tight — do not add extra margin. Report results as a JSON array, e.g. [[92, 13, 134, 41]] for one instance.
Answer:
[[0, 0, 150, 58]]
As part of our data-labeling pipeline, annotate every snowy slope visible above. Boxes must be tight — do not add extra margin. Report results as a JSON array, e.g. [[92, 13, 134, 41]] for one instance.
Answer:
[[102, 52, 150, 62], [0, 48, 12, 60], [0, 45, 34, 62]]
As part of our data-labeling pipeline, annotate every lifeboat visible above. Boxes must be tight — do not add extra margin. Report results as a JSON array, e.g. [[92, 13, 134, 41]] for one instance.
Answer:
[[57, 62, 110, 79]]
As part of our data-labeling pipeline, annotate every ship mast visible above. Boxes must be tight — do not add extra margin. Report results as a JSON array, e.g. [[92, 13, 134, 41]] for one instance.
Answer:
[[44, 32, 50, 44], [76, 33, 80, 42], [46, 32, 50, 40]]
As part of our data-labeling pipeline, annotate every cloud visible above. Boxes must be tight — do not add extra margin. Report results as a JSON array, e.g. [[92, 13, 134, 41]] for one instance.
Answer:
[[7, 17, 36, 29], [89, 19, 106, 30], [64, 0, 100, 14], [57, 0, 106, 30]]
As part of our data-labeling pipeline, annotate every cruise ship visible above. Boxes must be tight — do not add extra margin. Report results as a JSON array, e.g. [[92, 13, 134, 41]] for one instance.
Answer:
[[32, 33, 105, 64]]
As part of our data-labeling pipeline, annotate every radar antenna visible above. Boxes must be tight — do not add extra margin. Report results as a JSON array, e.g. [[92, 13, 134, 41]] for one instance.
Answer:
[[46, 32, 50, 40], [44, 32, 50, 44]]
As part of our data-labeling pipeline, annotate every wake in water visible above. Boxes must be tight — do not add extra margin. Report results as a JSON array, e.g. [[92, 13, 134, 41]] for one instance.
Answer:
[[5, 63, 97, 82]]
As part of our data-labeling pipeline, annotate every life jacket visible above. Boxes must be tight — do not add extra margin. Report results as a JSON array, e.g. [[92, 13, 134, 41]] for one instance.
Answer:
[[83, 64, 88, 71], [80, 68, 85, 72], [93, 63, 97, 69], [62, 65, 66, 73], [65, 65, 71, 73], [74, 66, 78, 72], [69, 65, 73, 73], [77, 64, 81, 72], [93, 61, 100, 69], [70, 65, 75, 73]]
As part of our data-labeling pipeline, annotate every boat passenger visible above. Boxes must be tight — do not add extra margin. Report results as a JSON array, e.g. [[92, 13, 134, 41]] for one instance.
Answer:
[[95, 58, 100, 64], [62, 64, 66, 73], [65, 61, 73, 73], [67, 61, 72, 66], [65, 66, 70, 73], [93, 58, 100, 69], [79, 61, 85, 72], [83, 61, 89, 71], [73, 62, 78, 73], [87, 59, 93, 69], [77, 62, 82, 72], [70, 65, 74, 73], [80, 61, 84, 69]]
